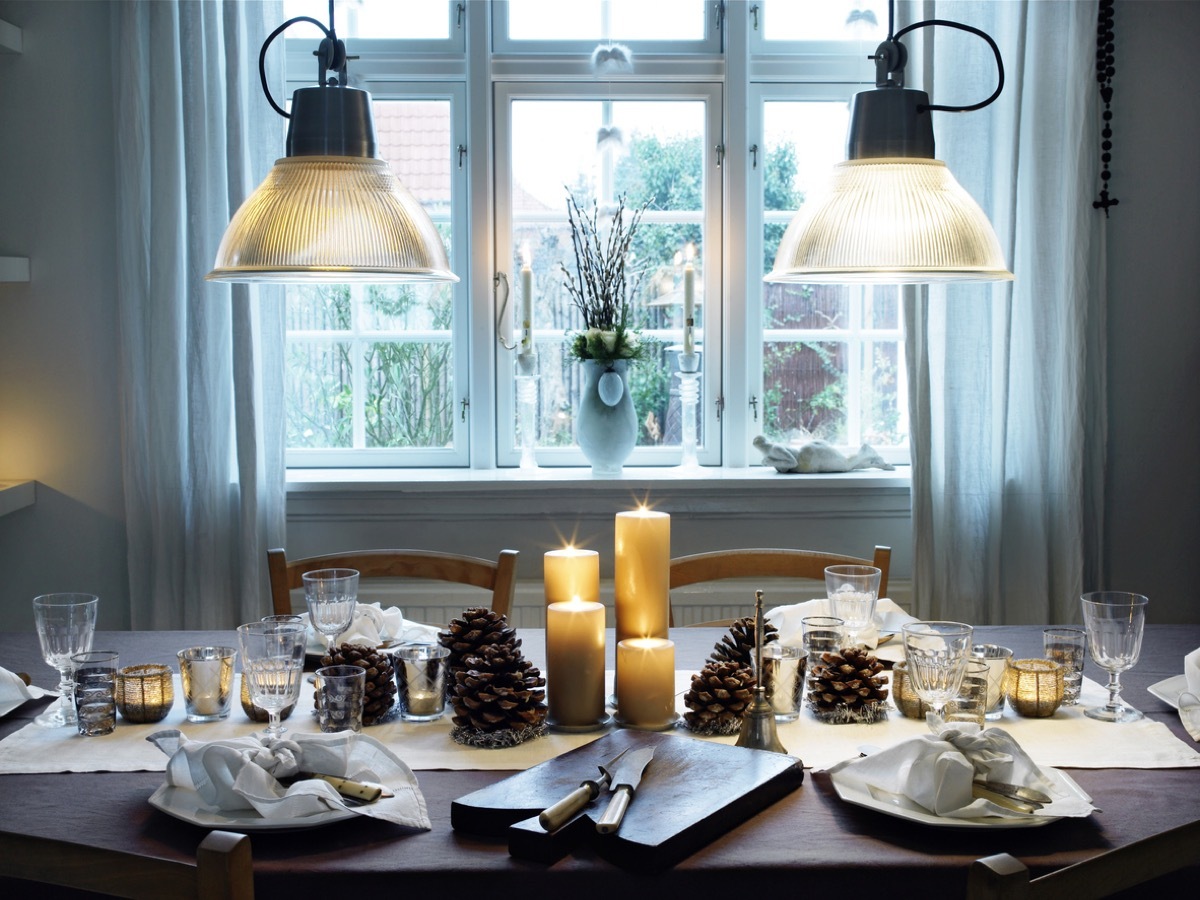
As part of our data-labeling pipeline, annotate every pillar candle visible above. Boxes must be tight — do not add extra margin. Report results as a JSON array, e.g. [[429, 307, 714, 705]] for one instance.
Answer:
[[519, 243, 533, 356], [546, 598, 606, 727], [683, 243, 695, 356], [614, 508, 670, 645], [544, 547, 600, 605], [616, 638, 675, 728]]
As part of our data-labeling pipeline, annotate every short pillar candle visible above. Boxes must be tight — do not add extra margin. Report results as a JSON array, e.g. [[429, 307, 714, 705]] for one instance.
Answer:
[[544, 547, 600, 605], [546, 598, 606, 729], [616, 637, 675, 729]]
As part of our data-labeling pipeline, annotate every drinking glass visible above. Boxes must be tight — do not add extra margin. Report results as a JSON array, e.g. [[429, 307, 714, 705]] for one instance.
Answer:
[[32, 593, 99, 727], [237, 622, 307, 737], [303, 569, 359, 654], [1081, 592, 1148, 723], [901, 621, 974, 726], [1043, 627, 1087, 706], [825, 565, 881, 647]]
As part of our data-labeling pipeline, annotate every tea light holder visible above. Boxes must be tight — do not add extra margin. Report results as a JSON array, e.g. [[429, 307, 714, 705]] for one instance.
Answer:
[[890, 660, 930, 719], [239, 674, 297, 723], [115, 664, 175, 723], [1005, 658, 1064, 717]]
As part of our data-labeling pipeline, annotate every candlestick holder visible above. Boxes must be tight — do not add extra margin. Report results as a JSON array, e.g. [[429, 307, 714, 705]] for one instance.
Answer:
[[676, 350, 701, 470], [516, 353, 538, 470], [737, 591, 789, 755]]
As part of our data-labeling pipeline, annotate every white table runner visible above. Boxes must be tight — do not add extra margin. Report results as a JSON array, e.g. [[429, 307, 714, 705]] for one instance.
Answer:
[[1, 674, 1196, 775]]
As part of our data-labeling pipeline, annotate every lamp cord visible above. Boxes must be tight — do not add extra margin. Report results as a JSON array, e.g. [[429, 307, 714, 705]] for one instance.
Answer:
[[257, 0, 346, 120], [894, 18, 1004, 114]]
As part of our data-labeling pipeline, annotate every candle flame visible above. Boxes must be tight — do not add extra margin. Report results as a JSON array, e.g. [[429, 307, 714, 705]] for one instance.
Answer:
[[685, 242, 696, 262], [673, 250, 683, 266], [521, 242, 532, 267]]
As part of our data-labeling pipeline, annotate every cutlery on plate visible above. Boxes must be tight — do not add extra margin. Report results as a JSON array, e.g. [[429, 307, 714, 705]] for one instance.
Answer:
[[595, 747, 655, 835], [281, 772, 393, 804], [972, 779, 1051, 806], [538, 748, 629, 832], [970, 784, 1042, 814]]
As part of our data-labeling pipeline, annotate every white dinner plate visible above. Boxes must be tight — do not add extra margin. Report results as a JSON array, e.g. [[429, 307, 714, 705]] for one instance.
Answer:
[[149, 784, 358, 832], [829, 764, 1090, 829], [1147, 674, 1189, 709]]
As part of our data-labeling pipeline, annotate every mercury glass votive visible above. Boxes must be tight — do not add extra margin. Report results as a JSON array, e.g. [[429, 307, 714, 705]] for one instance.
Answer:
[[1005, 658, 1065, 717], [115, 664, 175, 723]]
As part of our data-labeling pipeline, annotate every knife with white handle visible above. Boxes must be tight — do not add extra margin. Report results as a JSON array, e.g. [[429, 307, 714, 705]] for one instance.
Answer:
[[538, 748, 629, 832], [595, 747, 654, 835]]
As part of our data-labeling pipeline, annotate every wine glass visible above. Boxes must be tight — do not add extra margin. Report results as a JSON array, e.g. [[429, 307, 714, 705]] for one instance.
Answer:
[[303, 568, 359, 655], [901, 621, 974, 728], [32, 593, 99, 727], [825, 565, 881, 647], [1081, 591, 1148, 723], [237, 621, 307, 737]]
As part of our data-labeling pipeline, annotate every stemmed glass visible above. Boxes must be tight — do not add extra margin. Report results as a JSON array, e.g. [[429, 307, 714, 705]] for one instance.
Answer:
[[32, 593, 99, 727], [1081, 591, 1148, 723], [825, 565, 881, 647], [237, 621, 307, 737], [901, 621, 974, 728], [303, 568, 359, 655]]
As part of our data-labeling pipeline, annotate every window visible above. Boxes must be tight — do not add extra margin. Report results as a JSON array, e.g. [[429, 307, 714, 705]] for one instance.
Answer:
[[280, 0, 907, 470]]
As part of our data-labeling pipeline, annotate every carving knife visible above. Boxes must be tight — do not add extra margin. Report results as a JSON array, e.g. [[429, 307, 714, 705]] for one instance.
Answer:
[[539, 748, 629, 832], [595, 747, 655, 835]]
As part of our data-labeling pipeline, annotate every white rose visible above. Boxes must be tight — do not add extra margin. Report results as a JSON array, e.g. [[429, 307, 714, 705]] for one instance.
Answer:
[[625, 333, 640, 350], [600, 330, 618, 353]]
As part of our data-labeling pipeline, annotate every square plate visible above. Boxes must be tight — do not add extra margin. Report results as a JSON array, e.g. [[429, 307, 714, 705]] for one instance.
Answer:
[[1147, 674, 1189, 710], [149, 783, 358, 832]]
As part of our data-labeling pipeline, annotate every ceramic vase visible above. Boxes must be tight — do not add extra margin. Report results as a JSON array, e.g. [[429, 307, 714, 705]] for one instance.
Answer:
[[576, 359, 637, 477]]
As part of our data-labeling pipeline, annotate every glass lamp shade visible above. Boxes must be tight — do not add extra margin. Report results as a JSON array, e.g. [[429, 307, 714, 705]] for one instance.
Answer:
[[766, 157, 1013, 285], [207, 155, 457, 283]]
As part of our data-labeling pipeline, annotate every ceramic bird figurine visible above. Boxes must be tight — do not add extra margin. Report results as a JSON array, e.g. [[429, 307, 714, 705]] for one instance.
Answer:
[[752, 435, 894, 474]]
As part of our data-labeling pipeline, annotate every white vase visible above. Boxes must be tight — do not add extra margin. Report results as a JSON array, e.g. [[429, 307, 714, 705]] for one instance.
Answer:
[[576, 359, 637, 477]]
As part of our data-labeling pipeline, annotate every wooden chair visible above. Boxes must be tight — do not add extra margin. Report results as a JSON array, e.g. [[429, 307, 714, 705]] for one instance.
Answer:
[[966, 819, 1200, 899], [0, 829, 253, 899], [267, 548, 519, 619], [669, 545, 891, 626]]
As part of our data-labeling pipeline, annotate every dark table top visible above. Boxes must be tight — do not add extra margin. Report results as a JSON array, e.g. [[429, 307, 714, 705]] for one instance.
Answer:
[[1, 625, 1198, 898]]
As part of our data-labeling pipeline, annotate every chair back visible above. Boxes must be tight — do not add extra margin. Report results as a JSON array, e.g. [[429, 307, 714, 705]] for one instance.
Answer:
[[669, 546, 890, 626], [268, 548, 518, 619], [0, 829, 253, 899]]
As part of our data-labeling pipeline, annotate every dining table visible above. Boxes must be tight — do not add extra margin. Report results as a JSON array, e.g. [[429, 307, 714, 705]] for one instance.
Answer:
[[1, 624, 1197, 898]]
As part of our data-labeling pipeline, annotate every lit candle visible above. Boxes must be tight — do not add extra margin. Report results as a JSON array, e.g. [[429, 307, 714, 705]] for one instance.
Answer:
[[544, 547, 600, 605], [616, 638, 675, 728], [190, 658, 222, 716], [520, 243, 533, 356], [614, 507, 670, 645], [682, 242, 695, 356], [546, 597, 606, 728]]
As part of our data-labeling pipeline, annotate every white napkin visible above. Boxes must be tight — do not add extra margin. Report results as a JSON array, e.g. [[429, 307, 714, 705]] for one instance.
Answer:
[[827, 724, 1095, 819], [0, 666, 50, 711], [308, 603, 441, 653], [766, 597, 917, 649], [1181, 647, 1200, 741], [147, 729, 430, 829]]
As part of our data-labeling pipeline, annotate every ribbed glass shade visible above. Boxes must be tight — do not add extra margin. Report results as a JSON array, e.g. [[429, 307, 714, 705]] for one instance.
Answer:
[[207, 156, 457, 283], [767, 158, 1013, 284]]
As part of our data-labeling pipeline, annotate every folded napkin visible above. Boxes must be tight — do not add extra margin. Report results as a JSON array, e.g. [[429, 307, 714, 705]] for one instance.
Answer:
[[147, 729, 430, 829], [827, 724, 1095, 820], [0, 666, 50, 710], [766, 598, 917, 650], [1181, 647, 1200, 741], [308, 602, 441, 653]]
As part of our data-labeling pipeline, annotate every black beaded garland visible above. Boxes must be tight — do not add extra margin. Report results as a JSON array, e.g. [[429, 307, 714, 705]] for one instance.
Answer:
[[1093, 0, 1119, 216]]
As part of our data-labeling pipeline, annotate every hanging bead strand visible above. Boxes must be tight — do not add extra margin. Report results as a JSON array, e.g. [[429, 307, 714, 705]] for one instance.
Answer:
[[1093, 0, 1119, 216]]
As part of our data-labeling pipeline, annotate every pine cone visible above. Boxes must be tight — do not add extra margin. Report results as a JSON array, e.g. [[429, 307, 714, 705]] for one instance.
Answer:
[[708, 616, 779, 669], [683, 659, 756, 736], [806, 646, 889, 724], [319, 643, 397, 725], [442, 611, 548, 748]]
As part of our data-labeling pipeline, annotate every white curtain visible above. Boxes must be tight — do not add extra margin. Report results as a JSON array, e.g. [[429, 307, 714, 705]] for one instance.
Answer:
[[901, 1, 1106, 624], [113, 1, 286, 629]]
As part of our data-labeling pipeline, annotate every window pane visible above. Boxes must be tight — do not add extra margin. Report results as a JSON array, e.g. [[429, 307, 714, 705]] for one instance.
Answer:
[[508, 0, 705, 41], [763, 0, 887, 42], [283, 0, 450, 40], [510, 98, 706, 453]]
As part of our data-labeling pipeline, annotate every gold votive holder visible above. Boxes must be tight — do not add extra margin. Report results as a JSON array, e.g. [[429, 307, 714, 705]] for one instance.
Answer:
[[239, 674, 297, 723], [890, 660, 930, 719], [115, 664, 175, 723], [1005, 658, 1064, 717]]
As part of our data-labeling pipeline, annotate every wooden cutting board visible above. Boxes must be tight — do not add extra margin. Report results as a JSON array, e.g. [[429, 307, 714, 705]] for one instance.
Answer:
[[451, 729, 804, 872]]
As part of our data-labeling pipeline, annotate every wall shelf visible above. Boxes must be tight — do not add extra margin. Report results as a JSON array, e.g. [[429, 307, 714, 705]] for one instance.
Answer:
[[0, 481, 35, 517], [0, 18, 21, 54], [0, 257, 30, 282]]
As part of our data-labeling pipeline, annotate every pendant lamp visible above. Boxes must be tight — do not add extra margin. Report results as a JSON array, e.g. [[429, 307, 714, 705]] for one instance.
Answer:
[[207, 5, 457, 284], [766, 3, 1013, 285]]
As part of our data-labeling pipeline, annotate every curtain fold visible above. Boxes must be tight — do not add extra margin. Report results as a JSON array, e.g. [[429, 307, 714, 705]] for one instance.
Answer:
[[113, 1, 285, 629], [901, 1, 1106, 624]]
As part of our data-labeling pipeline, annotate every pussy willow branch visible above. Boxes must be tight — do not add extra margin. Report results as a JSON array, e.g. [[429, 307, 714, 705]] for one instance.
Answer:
[[560, 193, 645, 331]]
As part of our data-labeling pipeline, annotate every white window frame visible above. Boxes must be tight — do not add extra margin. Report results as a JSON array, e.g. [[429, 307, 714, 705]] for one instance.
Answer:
[[492, 0, 723, 57]]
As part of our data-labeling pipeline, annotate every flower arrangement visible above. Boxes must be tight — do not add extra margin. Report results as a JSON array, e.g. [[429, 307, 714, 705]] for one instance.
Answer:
[[561, 193, 652, 363]]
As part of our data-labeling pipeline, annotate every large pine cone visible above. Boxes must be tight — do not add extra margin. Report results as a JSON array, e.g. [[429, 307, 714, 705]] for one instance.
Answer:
[[683, 659, 756, 736], [438, 607, 519, 695], [447, 633, 548, 748], [319, 643, 397, 725], [708, 616, 779, 669], [806, 646, 889, 724]]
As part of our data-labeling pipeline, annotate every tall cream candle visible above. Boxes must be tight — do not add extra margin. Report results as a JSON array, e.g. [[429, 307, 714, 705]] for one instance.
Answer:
[[614, 508, 670, 644], [519, 243, 533, 357], [616, 638, 675, 728], [544, 547, 600, 605], [546, 598, 606, 728], [683, 242, 695, 356]]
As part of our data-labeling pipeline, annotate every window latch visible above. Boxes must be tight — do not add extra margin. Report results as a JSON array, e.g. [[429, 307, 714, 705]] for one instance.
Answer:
[[750, 4, 760, 32], [715, 1, 726, 32], [749, 395, 758, 421], [457, 144, 467, 169], [715, 144, 725, 168], [750, 143, 758, 169], [457, 2, 465, 29], [716, 395, 725, 421], [460, 397, 470, 421]]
